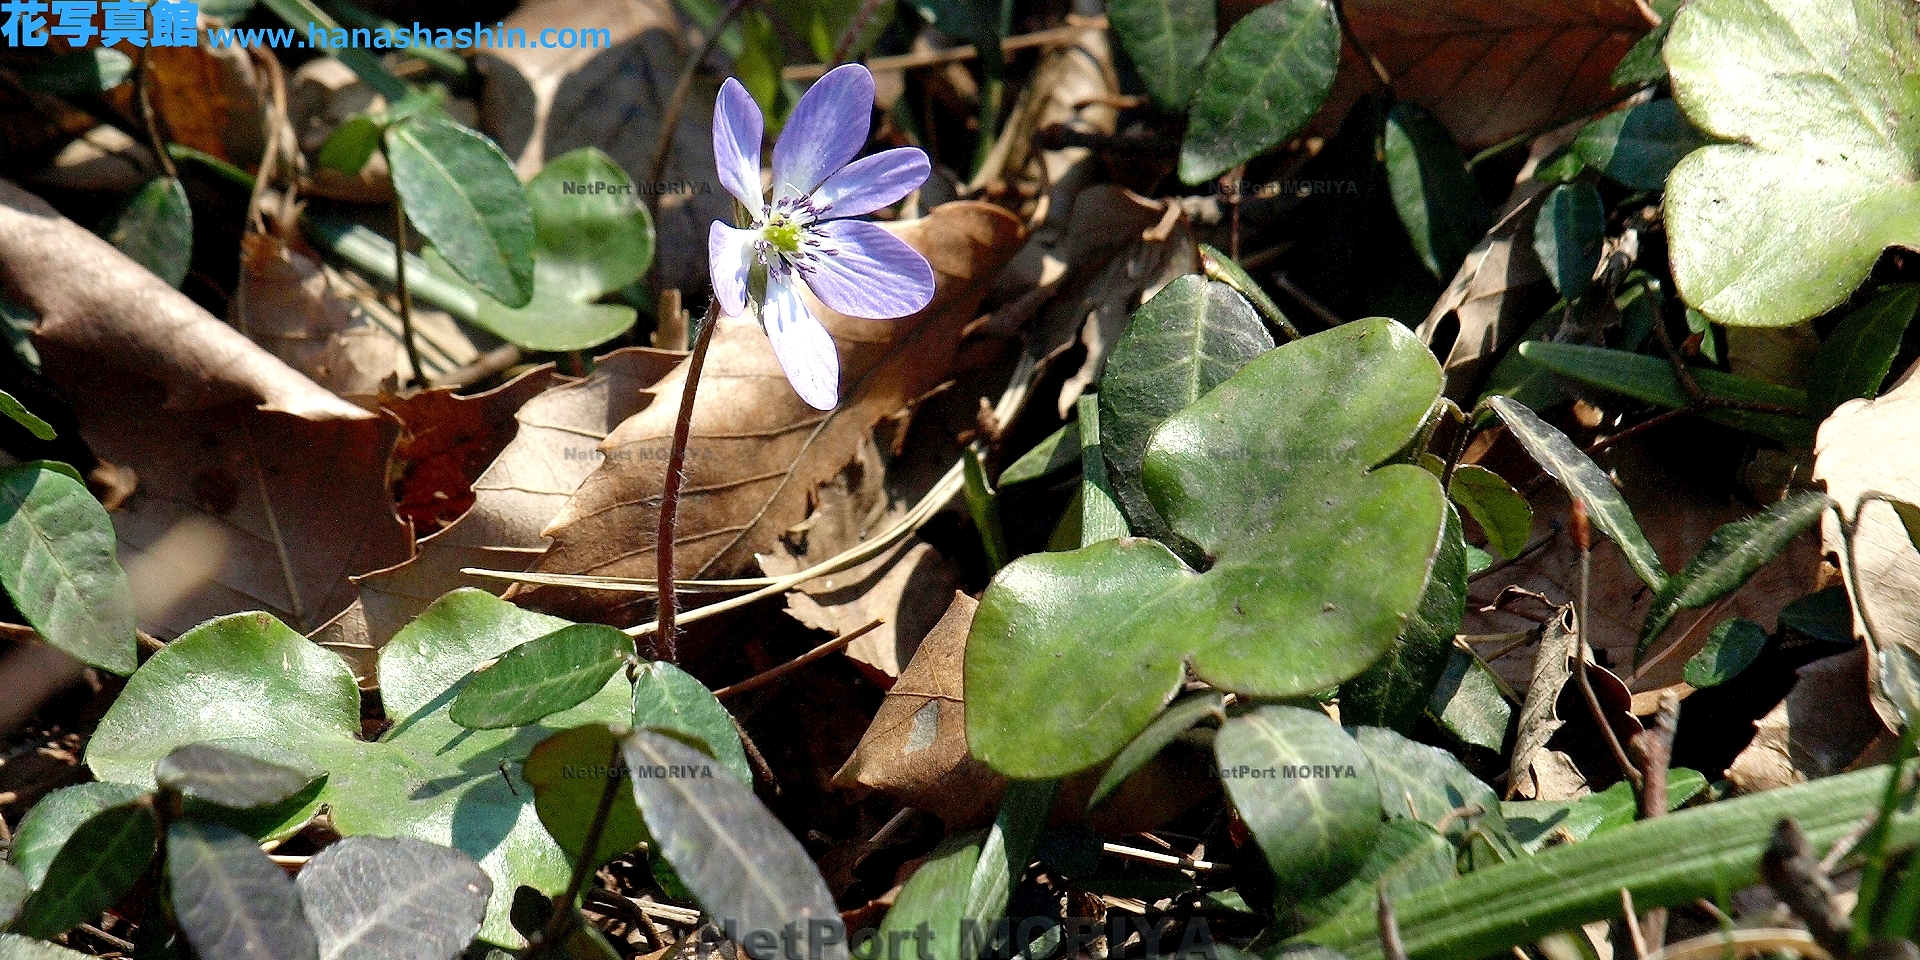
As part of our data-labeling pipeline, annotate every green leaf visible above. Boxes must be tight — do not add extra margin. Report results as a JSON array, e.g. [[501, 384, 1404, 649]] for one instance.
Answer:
[[1610, 0, 1681, 88], [386, 118, 536, 308], [885, 779, 1053, 960], [167, 820, 318, 960], [874, 831, 985, 960], [85, 593, 635, 947], [1215, 706, 1381, 902], [8, 783, 148, 889], [631, 661, 751, 784], [1531, 184, 1604, 300], [1200, 244, 1298, 338], [1340, 507, 1468, 734], [0, 935, 92, 960], [1487, 395, 1667, 590], [11, 801, 158, 939], [963, 448, 1011, 573], [450, 623, 632, 730], [623, 729, 845, 960], [1810, 283, 1920, 417], [1089, 690, 1226, 809], [1447, 465, 1532, 560], [1779, 586, 1855, 646], [21, 48, 132, 96], [0, 864, 24, 931], [525, 148, 656, 301], [971, 318, 1447, 778], [523, 724, 650, 870], [1572, 100, 1708, 191], [156, 743, 321, 810], [256, 0, 408, 101], [1099, 275, 1274, 542], [106, 177, 192, 289], [1075, 396, 1130, 545], [0, 463, 137, 675], [1515, 340, 1814, 446], [0, 391, 52, 441], [1639, 491, 1830, 657], [1384, 103, 1492, 278], [1664, 0, 1920, 327], [1296, 820, 1456, 927], [296, 837, 491, 960], [999, 422, 1080, 487], [1427, 647, 1511, 754], [1177, 0, 1338, 183], [1108, 0, 1215, 111], [318, 115, 382, 174], [1352, 726, 1508, 848], [1684, 618, 1770, 687], [1292, 759, 1920, 960]]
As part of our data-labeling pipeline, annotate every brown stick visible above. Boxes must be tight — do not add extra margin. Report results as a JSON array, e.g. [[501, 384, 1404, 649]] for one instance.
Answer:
[[1570, 500, 1644, 792], [1628, 690, 1681, 951], [712, 619, 884, 699], [1762, 819, 1851, 959]]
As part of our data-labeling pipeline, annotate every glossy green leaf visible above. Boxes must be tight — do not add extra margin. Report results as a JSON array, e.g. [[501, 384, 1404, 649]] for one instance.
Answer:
[[999, 422, 1080, 486], [0, 463, 137, 675], [1109, 0, 1215, 111], [1531, 184, 1604, 299], [106, 177, 192, 289], [0, 935, 92, 960], [1352, 726, 1507, 848], [1296, 820, 1456, 926], [875, 831, 985, 960], [1215, 706, 1381, 901], [0, 864, 23, 931], [0, 391, 52, 441], [1099, 275, 1274, 542], [11, 801, 157, 938], [1665, 0, 1920, 326], [1427, 647, 1511, 754], [1448, 465, 1532, 561], [1487, 395, 1666, 589], [623, 729, 845, 960], [963, 448, 1011, 572], [318, 115, 382, 174], [1573, 100, 1707, 191], [886, 779, 1053, 960], [86, 593, 635, 947], [524, 724, 650, 870], [1089, 690, 1226, 809], [1385, 103, 1492, 278], [157, 743, 321, 810], [1640, 491, 1830, 656], [1610, 0, 1681, 87], [630, 661, 751, 784], [386, 117, 535, 308], [21, 48, 132, 95], [297, 837, 491, 960], [1200, 244, 1298, 337], [1177, 0, 1339, 183], [971, 318, 1447, 778], [167, 820, 318, 960], [1075, 395, 1130, 544], [1340, 507, 1468, 734], [450, 623, 631, 730], [1810, 283, 1920, 417], [1293, 760, 1920, 960], [525, 148, 656, 301], [1684, 618, 1770, 687], [8, 783, 147, 889], [1516, 340, 1814, 446]]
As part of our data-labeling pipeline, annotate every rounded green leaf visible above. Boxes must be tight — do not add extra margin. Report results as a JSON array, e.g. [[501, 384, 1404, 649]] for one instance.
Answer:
[[1683, 618, 1769, 687], [1108, 0, 1216, 111], [12, 801, 158, 939], [970, 318, 1447, 778], [1384, 103, 1492, 279], [106, 177, 192, 288], [386, 118, 536, 308], [527, 148, 655, 301], [156, 743, 322, 811], [1665, 0, 1920, 326], [167, 820, 318, 960], [296, 837, 491, 960], [630, 661, 751, 784], [318, 115, 382, 174], [9, 782, 148, 889], [450, 623, 632, 730], [1215, 706, 1382, 902], [0, 463, 137, 675], [1531, 183, 1604, 299], [1177, 0, 1339, 184], [1572, 99, 1707, 191], [523, 724, 650, 869]]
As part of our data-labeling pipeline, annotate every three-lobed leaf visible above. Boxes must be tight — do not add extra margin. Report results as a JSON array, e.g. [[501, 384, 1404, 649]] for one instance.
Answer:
[[296, 836, 491, 960], [1639, 491, 1830, 658], [1178, 0, 1339, 183], [0, 463, 137, 674], [386, 117, 536, 308]]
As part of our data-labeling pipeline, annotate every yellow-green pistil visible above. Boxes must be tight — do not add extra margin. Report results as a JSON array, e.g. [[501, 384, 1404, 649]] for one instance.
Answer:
[[762, 218, 803, 254]]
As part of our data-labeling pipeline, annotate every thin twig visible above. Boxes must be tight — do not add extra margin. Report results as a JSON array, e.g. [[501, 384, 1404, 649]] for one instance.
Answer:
[[1620, 888, 1650, 960], [1571, 500, 1643, 791], [1629, 691, 1681, 952], [133, 47, 180, 181], [654, 304, 721, 662], [713, 620, 884, 699], [1378, 887, 1408, 960], [1761, 819, 1851, 959], [1100, 842, 1223, 873]]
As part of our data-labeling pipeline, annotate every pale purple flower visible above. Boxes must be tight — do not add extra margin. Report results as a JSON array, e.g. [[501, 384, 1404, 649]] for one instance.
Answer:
[[709, 63, 936, 410]]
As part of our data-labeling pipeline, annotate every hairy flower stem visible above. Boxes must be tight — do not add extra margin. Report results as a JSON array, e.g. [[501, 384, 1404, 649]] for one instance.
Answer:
[[384, 145, 427, 389], [654, 303, 721, 662]]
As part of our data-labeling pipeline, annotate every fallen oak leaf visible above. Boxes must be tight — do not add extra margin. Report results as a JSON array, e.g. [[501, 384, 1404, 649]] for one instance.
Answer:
[[232, 230, 404, 401]]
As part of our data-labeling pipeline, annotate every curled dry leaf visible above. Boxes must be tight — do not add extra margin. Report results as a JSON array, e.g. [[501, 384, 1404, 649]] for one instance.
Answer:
[[381, 367, 559, 536], [1814, 357, 1920, 727], [529, 202, 1024, 623], [233, 232, 403, 399], [1728, 647, 1890, 793], [0, 180, 410, 638], [1418, 167, 1554, 404], [833, 592, 1007, 827]]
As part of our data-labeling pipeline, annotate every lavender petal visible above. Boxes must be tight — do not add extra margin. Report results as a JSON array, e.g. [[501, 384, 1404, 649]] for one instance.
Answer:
[[770, 64, 874, 206], [795, 219, 936, 320], [713, 78, 765, 213], [762, 271, 840, 410], [708, 222, 757, 317], [809, 148, 931, 220]]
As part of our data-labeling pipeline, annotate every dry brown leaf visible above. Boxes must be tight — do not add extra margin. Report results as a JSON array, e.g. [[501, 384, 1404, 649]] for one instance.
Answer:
[[1728, 648, 1889, 792], [346, 349, 684, 653], [1418, 166, 1554, 404], [478, 0, 731, 297], [1323, 0, 1656, 151], [382, 366, 559, 536], [833, 592, 1006, 827], [233, 232, 402, 399], [1814, 358, 1920, 728], [102, 37, 266, 165], [0, 180, 410, 637], [529, 202, 1024, 622], [1508, 607, 1575, 799]]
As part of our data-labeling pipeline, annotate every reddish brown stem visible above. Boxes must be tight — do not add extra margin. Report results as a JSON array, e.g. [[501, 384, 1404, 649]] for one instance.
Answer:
[[654, 304, 721, 661]]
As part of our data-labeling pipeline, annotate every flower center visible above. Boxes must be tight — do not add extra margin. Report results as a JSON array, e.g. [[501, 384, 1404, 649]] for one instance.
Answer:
[[762, 218, 802, 255]]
